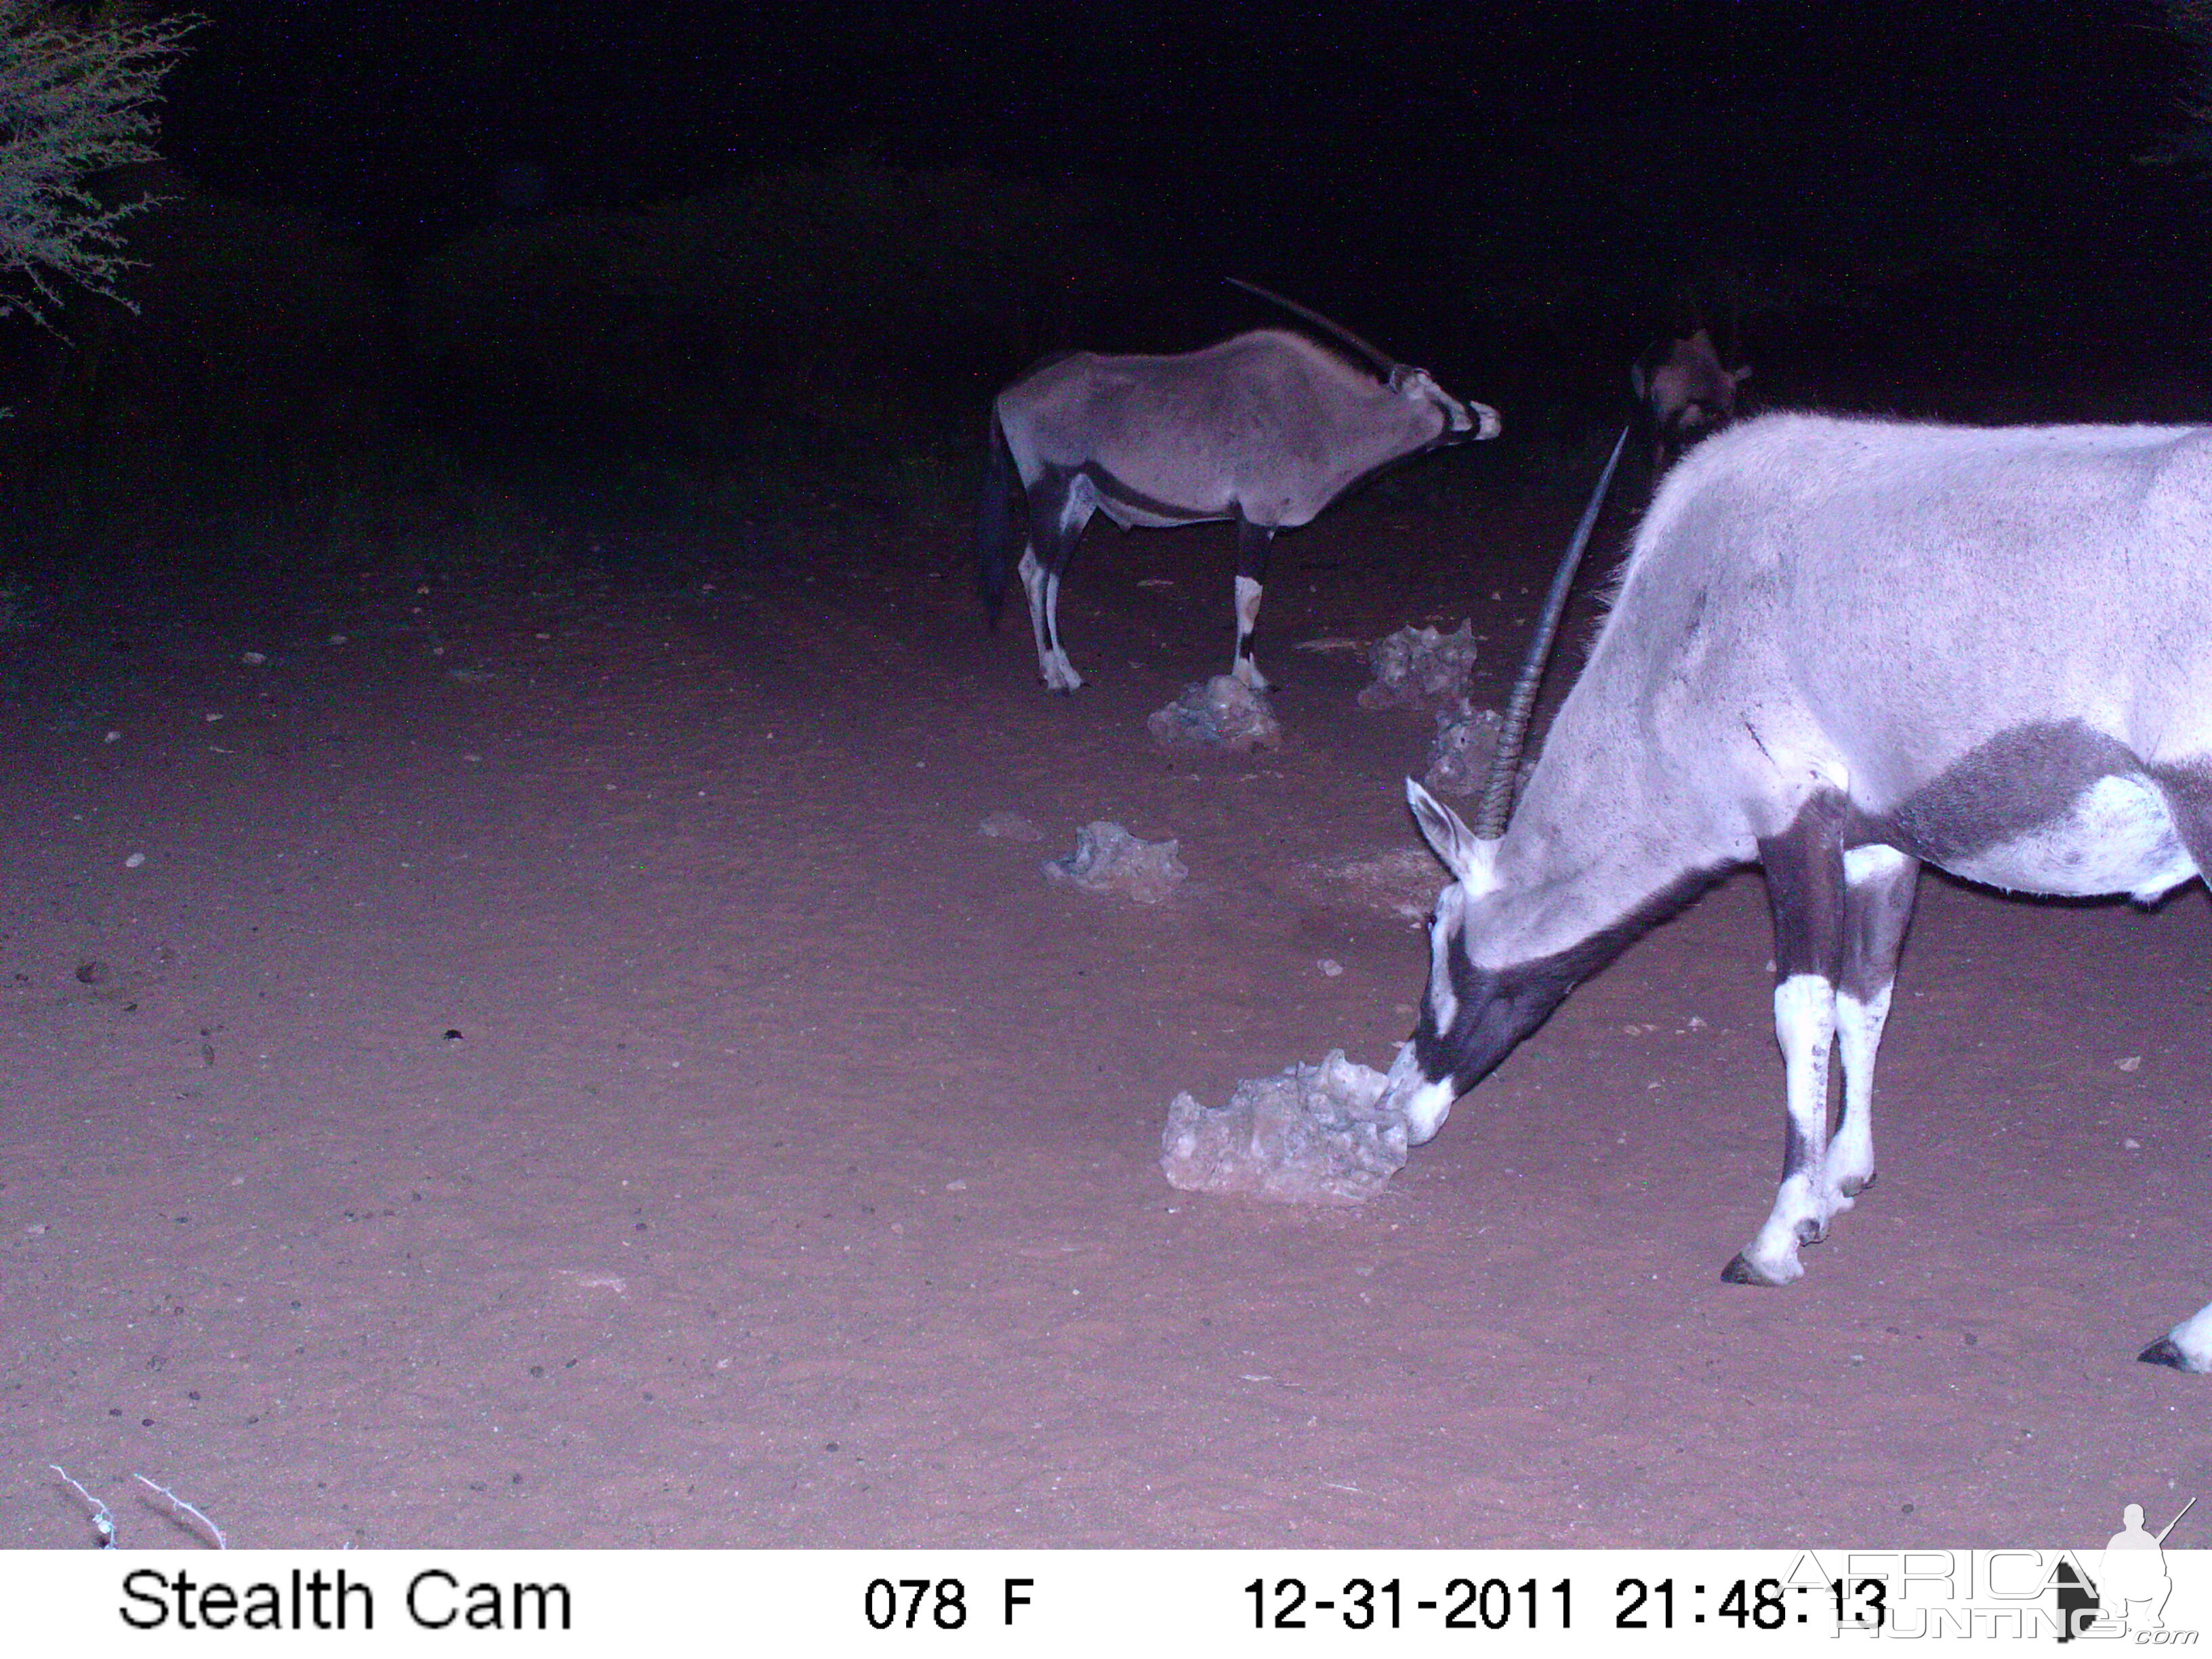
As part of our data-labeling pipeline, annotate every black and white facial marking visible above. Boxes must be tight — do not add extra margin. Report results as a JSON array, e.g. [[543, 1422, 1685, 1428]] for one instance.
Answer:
[[978, 329, 1500, 693], [1382, 779, 1723, 1145], [1391, 363, 1500, 443]]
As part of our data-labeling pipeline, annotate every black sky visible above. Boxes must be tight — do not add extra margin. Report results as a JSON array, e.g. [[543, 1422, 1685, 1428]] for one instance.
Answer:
[[62, 0, 2203, 443], [160, 3, 2187, 253]]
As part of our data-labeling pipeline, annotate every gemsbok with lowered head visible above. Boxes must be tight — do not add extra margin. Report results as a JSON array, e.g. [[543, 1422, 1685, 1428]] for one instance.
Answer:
[[1385, 409, 2212, 1372], [980, 283, 1499, 693]]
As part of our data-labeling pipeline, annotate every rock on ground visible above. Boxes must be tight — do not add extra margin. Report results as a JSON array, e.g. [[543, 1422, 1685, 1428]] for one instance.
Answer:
[[1425, 701, 1502, 796], [977, 810, 1044, 842], [1147, 675, 1282, 753], [1160, 1049, 1408, 1205], [1042, 821, 1187, 904], [1357, 620, 1477, 710]]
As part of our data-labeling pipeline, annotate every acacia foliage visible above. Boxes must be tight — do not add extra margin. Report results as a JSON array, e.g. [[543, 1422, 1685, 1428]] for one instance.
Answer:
[[0, 2, 197, 325]]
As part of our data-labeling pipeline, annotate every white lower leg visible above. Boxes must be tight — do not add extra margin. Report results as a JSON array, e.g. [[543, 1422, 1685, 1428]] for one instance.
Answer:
[[1019, 548, 1057, 684], [1827, 981, 1891, 1207], [1231, 574, 1270, 690], [1042, 569, 1083, 691], [1737, 973, 1837, 1284]]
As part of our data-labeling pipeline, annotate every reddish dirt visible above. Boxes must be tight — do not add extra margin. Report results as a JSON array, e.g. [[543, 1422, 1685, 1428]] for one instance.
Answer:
[[3, 492, 2207, 1549]]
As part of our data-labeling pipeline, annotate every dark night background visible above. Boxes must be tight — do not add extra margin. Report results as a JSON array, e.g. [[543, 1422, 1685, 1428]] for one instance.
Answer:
[[7, 0, 2211, 566]]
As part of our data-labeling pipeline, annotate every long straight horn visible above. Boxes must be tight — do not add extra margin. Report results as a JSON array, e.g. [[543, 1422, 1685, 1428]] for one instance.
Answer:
[[1471, 423, 1633, 840], [1227, 277, 1398, 377]]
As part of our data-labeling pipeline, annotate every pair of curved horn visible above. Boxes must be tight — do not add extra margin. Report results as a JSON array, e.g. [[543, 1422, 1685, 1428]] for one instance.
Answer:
[[1228, 277, 1401, 377], [1471, 424, 1631, 840]]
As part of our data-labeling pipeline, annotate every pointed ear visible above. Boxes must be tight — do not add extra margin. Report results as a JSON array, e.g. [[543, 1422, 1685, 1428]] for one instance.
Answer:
[[1404, 778, 1497, 890]]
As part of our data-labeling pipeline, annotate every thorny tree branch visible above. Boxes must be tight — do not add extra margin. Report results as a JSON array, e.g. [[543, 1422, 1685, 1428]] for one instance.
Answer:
[[135, 1472, 226, 1549], [0, 3, 200, 327], [49, 1465, 117, 1548]]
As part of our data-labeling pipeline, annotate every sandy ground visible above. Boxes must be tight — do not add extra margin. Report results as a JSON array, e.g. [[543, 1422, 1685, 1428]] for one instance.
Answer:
[[1, 486, 2207, 1550]]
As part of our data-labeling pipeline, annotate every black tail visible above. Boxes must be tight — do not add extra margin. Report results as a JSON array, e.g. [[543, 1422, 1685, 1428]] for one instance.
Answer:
[[977, 408, 1027, 628]]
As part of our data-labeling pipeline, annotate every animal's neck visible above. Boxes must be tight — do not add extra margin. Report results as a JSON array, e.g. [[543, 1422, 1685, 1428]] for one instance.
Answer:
[[1478, 743, 1724, 972], [1326, 387, 1434, 464]]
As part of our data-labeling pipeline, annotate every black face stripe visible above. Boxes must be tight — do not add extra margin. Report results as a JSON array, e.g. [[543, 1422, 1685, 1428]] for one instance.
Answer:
[[1414, 863, 1729, 1094]]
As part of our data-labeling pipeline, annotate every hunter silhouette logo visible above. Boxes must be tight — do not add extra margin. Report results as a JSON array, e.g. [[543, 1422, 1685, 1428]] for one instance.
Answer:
[[2057, 1496, 2196, 1641]]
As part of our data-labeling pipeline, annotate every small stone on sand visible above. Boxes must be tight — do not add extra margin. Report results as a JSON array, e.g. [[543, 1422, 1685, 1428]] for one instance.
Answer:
[[978, 811, 1044, 842]]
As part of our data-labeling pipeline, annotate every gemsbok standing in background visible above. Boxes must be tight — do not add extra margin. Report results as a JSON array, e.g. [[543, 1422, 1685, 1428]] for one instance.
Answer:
[[1382, 409, 2212, 1372], [979, 284, 1500, 694], [1631, 328, 1750, 474]]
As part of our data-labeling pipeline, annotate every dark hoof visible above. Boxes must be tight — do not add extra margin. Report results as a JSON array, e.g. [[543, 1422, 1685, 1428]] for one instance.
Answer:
[[1721, 1252, 1778, 1286], [1839, 1173, 1877, 1197], [2139, 1335, 2200, 1372]]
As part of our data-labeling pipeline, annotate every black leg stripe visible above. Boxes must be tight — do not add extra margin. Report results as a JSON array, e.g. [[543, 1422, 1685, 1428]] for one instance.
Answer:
[[1781, 1118, 1813, 1181]]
